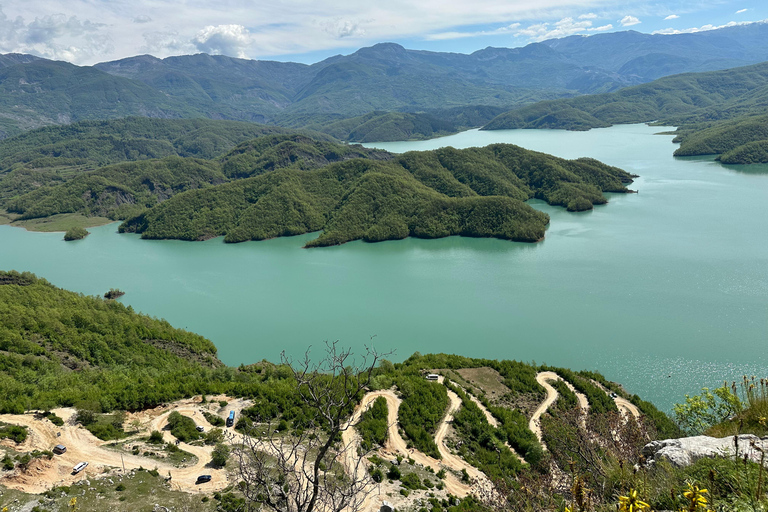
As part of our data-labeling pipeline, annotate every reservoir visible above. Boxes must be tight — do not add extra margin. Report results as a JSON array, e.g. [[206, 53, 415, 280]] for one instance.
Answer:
[[1, 124, 766, 411]]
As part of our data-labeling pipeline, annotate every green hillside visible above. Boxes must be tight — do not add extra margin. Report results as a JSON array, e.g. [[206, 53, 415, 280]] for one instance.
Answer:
[[278, 106, 508, 143], [0, 271, 224, 413], [483, 61, 768, 163], [117, 141, 634, 246], [484, 61, 768, 131], [3, 134, 390, 222], [0, 118, 323, 202], [2, 130, 634, 243], [0, 60, 205, 138], [673, 114, 768, 163]]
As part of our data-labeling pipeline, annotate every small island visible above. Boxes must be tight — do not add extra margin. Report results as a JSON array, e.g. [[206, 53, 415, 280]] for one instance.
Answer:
[[63, 226, 89, 241], [104, 288, 125, 300]]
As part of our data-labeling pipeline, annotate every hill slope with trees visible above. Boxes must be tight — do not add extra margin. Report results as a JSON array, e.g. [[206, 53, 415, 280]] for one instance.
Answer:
[[116, 140, 634, 246], [483, 61, 768, 163]]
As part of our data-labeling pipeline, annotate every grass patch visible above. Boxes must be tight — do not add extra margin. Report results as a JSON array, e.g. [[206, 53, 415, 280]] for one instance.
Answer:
[[23, 469, 219, 511], [12, 212, 112, 232]]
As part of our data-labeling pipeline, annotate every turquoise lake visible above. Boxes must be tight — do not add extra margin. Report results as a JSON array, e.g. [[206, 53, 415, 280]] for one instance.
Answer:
[[2, 124, 767, 411]]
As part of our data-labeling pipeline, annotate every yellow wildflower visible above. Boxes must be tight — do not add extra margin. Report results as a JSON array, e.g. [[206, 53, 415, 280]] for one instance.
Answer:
[[618, 489, 650, 512], [680, 483, 711, 511]]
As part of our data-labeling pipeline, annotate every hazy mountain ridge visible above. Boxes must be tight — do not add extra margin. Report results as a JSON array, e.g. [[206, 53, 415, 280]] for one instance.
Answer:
[[0, 24, 766, 139]]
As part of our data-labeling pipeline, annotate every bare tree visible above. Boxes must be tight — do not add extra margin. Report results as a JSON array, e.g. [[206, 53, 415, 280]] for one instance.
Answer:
[[232, 341, 386, 512]]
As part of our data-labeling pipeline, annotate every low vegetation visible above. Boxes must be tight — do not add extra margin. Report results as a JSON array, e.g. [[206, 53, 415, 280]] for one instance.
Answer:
[[397, 375, 449, 458], [356, 396, 388, 450], [446, 381, 524, 482], [63, 226, 89, 241]]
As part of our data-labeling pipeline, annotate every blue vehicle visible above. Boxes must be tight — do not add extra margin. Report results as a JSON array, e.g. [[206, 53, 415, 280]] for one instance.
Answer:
[[226, 410, 235, 427]]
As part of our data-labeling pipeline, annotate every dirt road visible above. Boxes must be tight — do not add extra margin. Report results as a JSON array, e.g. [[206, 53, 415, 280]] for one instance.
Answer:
[[587, 380, 641, 419], [0, 397, 247, 494], [529, 372, 589, 450]]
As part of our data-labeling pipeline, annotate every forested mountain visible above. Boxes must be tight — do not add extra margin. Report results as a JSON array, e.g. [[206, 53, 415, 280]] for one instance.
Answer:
[[483, 61, 768, 162], [0, 122, 634, 245], [0, 23, 766, 140], [0, 59, 204, 138], [117, 140, 634, 246], [673, 114, 768, 163], [0, 118, 324, 202]]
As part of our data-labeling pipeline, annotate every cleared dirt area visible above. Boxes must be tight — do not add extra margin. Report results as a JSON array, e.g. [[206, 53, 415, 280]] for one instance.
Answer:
[[455, 367, 510, 400]]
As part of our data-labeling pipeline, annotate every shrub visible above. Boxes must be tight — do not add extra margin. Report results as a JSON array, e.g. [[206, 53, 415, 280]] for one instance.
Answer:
[[205, 428, 224, 445], [0, 425, 28, 443], [148, 430, 164, 444], [401, 472, 424, 490], [64, 226, 89, 241], [167, 411, 201, 442], [211, 443, 229, 468], [203, 411, 225, 427], [387, 464, 401, 480]]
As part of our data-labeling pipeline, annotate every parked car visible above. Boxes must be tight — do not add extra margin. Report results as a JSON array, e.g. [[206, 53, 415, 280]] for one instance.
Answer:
[[72, 462, 88, 474], [609, 392, 618, 399], [196, 425, 205, 432], [53, 444, 67, 455], [196, 474, 212, 484]]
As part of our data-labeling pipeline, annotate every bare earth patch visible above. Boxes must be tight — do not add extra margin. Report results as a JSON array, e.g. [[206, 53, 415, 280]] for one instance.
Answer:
[[455, 367, 511, 400]]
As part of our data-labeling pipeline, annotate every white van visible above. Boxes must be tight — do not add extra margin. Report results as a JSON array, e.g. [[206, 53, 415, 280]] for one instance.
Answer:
[[425, 374, 439, 381], [72, 462, 88, 474]]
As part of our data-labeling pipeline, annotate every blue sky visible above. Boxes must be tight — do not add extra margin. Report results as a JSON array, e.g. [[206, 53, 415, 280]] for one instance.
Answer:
[[0, 0, 765, 65]]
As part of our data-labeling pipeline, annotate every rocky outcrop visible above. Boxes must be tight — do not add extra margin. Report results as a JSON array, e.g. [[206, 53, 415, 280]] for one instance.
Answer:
[[643, 435, 768, 468]]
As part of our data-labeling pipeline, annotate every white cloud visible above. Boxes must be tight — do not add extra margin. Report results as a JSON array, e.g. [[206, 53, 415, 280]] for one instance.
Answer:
[[619, 15, 641, 27], [425, 23, 520, 41], [736, 9, 748, 14], [653, 19, 764, 35], [588, 24, 612, 32], [515, 17, 594, 41], [0, 0, 762, 65], [664, 14, 679, 20], [141, 31, 193, 54], [0, 6, 111, 62], [321, 18, 366, 39], [193, 25, 253, 58]]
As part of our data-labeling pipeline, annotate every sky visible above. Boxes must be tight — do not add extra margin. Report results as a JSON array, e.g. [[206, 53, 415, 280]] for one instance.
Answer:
[[0, 0, 765, 66]]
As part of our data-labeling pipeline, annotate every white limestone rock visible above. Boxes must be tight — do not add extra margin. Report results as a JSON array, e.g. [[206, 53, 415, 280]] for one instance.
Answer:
[[643, 435, 768, 467]]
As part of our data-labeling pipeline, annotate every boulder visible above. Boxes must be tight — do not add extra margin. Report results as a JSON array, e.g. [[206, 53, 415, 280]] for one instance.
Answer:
[[643, 435, 768, 467]]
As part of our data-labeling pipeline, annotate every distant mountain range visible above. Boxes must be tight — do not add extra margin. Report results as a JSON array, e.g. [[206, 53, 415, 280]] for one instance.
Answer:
[[0, 23, 766, 139]]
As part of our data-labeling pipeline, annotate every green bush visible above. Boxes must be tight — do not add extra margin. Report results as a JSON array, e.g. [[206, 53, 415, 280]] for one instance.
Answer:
[[357, 396, 388, 450], [63, 226, 89, 241], [0, 425, 28, 443], [211, 443, 229, 468], [387, 464, 401, 480], [148, 430, 164, 444], [203, 411, 225, 427], [167, 411, 202, 442]]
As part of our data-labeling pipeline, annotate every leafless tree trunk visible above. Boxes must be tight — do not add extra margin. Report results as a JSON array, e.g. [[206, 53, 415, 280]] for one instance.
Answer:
[[232, 341, 386, 512]]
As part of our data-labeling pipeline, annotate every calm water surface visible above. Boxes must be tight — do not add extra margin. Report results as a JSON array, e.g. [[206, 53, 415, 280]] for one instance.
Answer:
[[2, 124, 767, 411]]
